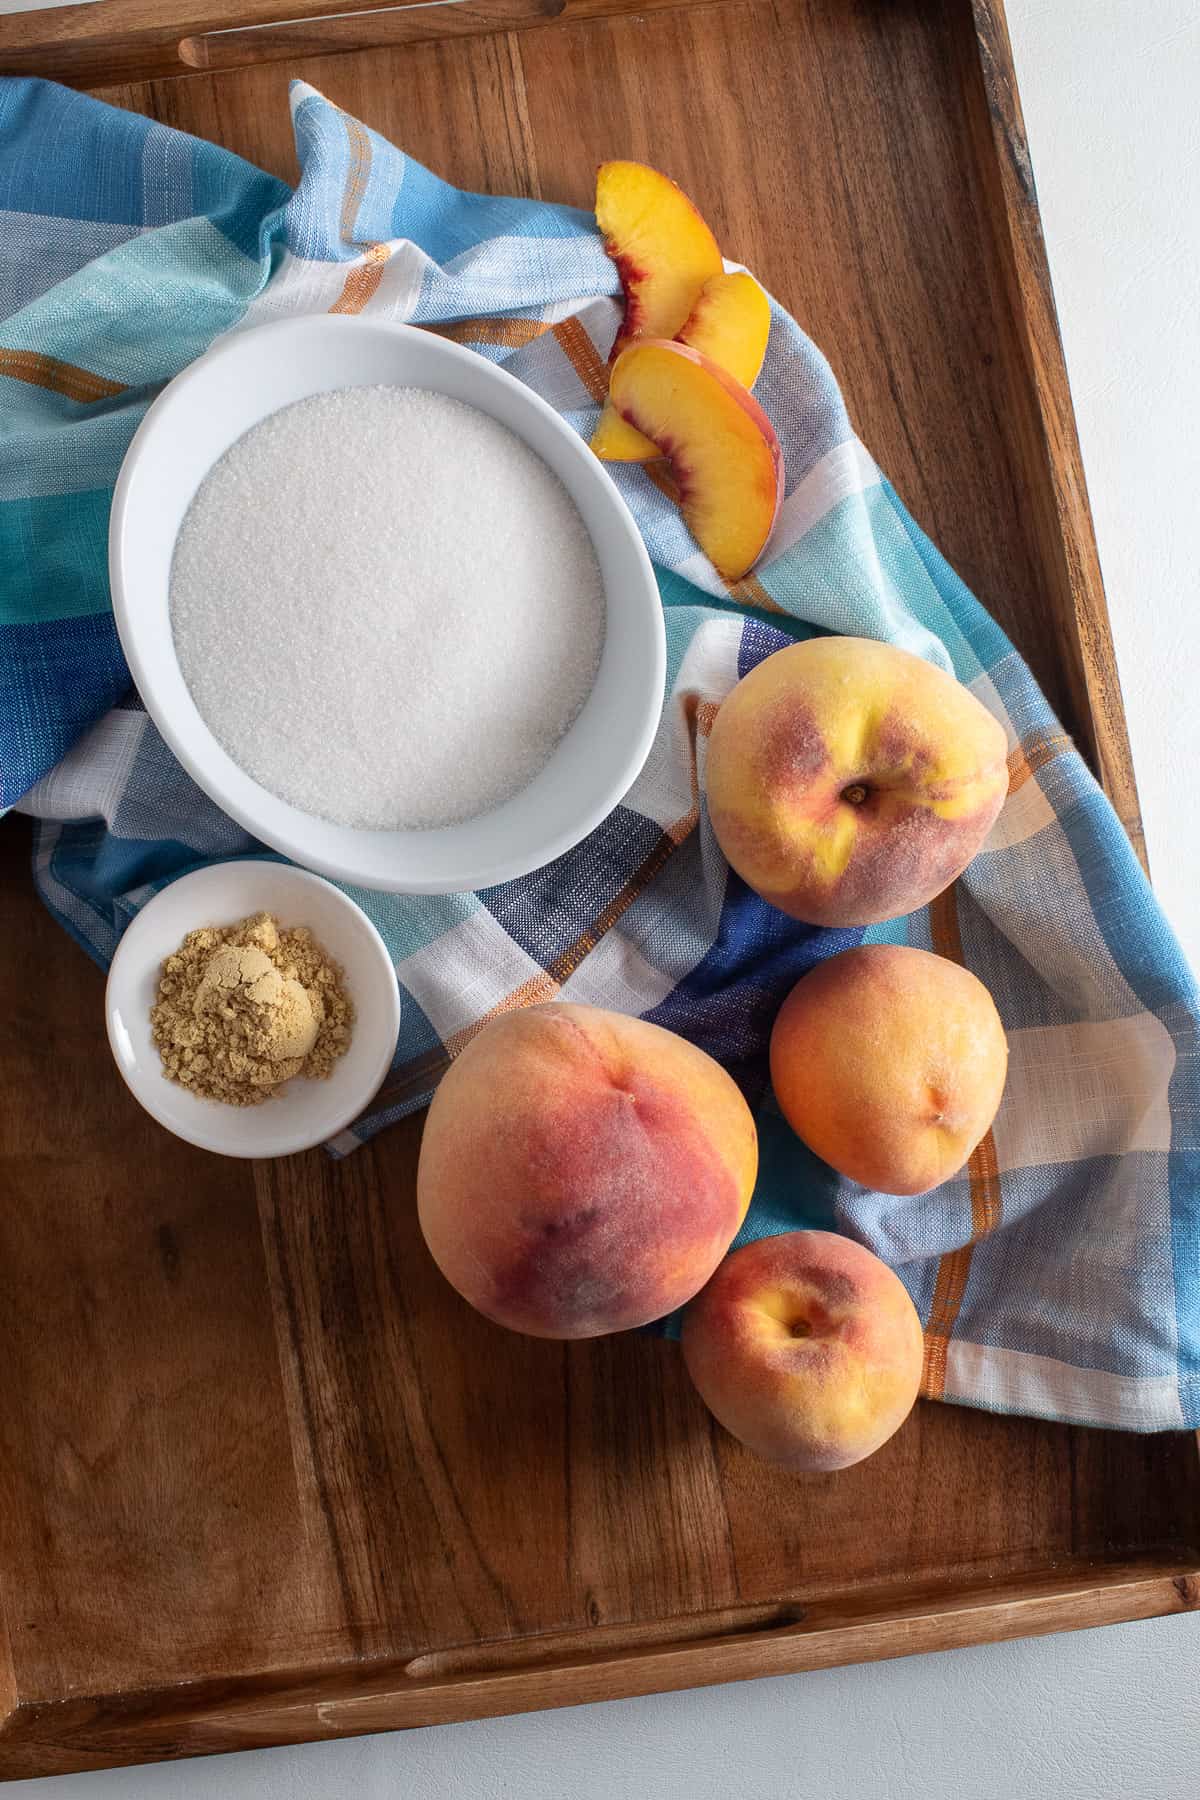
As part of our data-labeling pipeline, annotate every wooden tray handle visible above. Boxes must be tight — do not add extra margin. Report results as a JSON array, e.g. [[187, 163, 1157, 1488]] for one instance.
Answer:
[[402, 1601, 808, 1681], [0, 0, 724, 84], [5, 1567, 1193, 1771], [179, 0, 564, 72]]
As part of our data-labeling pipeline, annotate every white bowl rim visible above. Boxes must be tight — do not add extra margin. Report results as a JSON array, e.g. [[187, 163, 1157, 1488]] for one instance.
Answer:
[[109, 314, 667, 894], [104, 858, 402, 1159]]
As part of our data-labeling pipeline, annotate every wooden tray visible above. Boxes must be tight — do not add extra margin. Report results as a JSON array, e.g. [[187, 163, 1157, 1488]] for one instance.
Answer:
[[2, 0, 1197, 1779]]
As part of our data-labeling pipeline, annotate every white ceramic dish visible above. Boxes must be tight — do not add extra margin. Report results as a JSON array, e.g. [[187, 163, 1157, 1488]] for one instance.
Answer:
[[109, 315, 666, 893], [105, 860, 400, 1159]]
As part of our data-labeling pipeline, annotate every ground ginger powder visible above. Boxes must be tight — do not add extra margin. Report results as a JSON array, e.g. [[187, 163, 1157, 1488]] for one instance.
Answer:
[[151, 911, 353, 1106]]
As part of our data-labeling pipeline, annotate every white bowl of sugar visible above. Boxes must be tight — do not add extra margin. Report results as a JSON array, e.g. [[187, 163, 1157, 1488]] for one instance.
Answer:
[[110, 315, 666, 893]]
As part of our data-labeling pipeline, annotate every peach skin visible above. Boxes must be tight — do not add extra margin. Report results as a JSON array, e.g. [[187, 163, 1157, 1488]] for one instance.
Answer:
[[682, 1230, 924, 1472], [596, 160, 723, 363], [416, 1003, 758, 1340], [607, 339, 784, 580], [592, 270, 773, 463], [770, 945, 1008, 1194], [705, 636, 1010, 926]]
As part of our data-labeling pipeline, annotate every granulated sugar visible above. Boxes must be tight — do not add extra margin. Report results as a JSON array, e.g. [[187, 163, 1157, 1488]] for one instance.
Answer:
[[170, 386, 606, 830]]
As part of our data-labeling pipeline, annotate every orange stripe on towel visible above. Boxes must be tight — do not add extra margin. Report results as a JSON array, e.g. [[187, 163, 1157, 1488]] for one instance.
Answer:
[[329, 242, 389, 315], [0, 349, 125, 403], [1007, 732, 1073, 795], [380, 790, 703, 1095], [430, 318, 554, 348], [329, 112, 390, 314], [339, 111, 373, 241], [552, 316, 609, 403], [727, 571, 786, 615], [441, 824, 692, 1060]]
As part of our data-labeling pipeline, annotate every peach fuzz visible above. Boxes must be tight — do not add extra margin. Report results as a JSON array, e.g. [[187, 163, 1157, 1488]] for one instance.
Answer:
[[770, 945, 1008, 1195], [681, 1230, 924, 1472], [705, 636, 1010, 927], [416, 1003, 758, 1340]]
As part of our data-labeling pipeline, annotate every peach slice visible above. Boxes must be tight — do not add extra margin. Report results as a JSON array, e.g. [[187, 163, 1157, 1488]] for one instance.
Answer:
[[596, 160, 723, 363], [608, 339, 784, 580], [683, 270, 772, 385], [592, 271, 773, 463]]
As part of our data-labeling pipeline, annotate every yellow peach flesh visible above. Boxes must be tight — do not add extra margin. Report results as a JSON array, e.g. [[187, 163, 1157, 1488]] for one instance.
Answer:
[[608, 339, 783, 579], [592, 271, 772, 463], [681, 270, 771, 385]]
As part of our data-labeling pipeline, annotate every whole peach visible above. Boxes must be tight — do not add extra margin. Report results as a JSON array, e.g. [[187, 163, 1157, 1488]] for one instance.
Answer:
[[770, 944, 1007, 1195], [705, 636, 1009, 926], [416, 1003, 758, 1339], [682, 1230, 924, 1471]]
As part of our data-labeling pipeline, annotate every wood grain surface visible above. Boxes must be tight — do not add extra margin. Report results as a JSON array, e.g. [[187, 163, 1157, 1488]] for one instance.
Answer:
[[965, 0, 1145, 863], [0, 0, 1187, 1779], [2, 815, 1197, 1777], [0, 0, 752, 84]]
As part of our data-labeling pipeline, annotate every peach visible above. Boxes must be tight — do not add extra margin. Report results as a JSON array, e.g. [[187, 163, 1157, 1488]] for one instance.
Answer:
[[596, 160, 723, 363], [592, 270, 772, 463], [608, 339, 784, 579], [706, 636, 1010, 926], [416, 1003, 758, 1339], [682, 1230, 924, 1471], [770, 945, 1008, 1194]]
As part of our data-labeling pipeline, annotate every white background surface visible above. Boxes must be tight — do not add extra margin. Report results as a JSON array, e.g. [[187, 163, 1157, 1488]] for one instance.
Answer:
[[11, 1, 1200, 1794]]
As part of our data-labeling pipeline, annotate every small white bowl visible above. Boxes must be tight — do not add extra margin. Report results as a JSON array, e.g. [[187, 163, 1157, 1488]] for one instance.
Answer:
[[109, 315, 666, 893], [105, 860, 400, 1159]]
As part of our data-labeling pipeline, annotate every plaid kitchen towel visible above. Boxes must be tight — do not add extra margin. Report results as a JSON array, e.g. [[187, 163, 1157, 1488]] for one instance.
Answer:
[[6, 76, 1200, 1433]]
